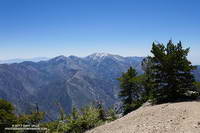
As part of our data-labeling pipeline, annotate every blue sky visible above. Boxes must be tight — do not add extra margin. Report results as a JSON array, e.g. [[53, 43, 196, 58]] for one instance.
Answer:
[[0, 0, 200, 64]]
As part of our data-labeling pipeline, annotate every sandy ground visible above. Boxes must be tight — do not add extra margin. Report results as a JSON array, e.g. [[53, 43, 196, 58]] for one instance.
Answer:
[[86, 101, 200, 133]]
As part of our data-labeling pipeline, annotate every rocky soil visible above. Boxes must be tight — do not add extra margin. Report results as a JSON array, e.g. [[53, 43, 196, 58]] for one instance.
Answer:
[[86, 101, 200, 133]]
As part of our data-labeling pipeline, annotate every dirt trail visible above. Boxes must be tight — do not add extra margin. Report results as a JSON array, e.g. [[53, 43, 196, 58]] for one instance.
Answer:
[[86, 101, 200, 133]]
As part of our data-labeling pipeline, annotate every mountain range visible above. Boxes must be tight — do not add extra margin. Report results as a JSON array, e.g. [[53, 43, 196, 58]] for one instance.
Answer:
[[0, 57, 49, 64], [0, 53, 199, 120]]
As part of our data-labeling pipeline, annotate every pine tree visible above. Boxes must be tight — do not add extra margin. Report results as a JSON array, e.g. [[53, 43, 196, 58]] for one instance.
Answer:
[[0, 99, 16, 132], [147, 40, 198, 103], [118, 67, 141, 115], [0, 99, 16, 124], [141, 56, 155, 100]]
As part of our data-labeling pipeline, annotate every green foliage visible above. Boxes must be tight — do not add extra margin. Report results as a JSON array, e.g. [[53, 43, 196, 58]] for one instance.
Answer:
[[118, 40, 199, 116], [194, 82, 200, 92], [141, 57, 155, 101], [0, 99, 16, 124], [118, 67, 144, 115], [56, 102, 66, 121], [193, 82, 200, 97], [145, 40, 198, 103], [64, 106, 102, 133], [42, 121, 59, 133], [0, 99, 16, 132], [0, 99, 117, 133], [96, 102, 106, 121], [0, 100, 15, 124], [107, 107, 117, 121], [17, 112, 45, 125], [46, 104, 116, 133]]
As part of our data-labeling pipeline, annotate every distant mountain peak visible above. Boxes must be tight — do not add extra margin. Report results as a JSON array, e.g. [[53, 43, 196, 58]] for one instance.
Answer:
[[86, 53, 110, 61], [87, 53, 125, 62], [51, 55, 67, 62], [89, 52, 112, 57], [94, 52, 111, 56]]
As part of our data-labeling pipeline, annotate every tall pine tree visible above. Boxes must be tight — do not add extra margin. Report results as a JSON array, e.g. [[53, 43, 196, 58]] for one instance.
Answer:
[[118, 67, 142, 115], [147, 40, 198, 103]]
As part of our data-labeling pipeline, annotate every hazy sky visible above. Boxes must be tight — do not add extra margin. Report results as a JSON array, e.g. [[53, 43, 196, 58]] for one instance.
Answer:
[[0, 0, 200, 64]]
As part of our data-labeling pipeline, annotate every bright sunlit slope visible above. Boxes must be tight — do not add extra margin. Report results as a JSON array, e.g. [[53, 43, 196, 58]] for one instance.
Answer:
[[86, 101, 200, 133]]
